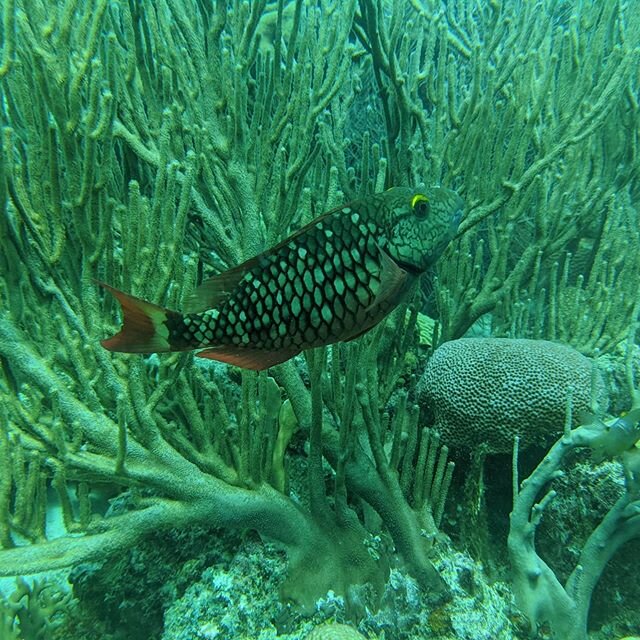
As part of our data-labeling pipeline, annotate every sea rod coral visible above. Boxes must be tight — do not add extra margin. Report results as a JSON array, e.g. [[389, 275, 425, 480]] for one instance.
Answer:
[[0, 0, 456, 612]]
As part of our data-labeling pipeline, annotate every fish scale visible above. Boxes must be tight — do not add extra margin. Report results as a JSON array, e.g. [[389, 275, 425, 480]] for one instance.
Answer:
[[100, 186, 464, 370], [172, 212, 384, 353]]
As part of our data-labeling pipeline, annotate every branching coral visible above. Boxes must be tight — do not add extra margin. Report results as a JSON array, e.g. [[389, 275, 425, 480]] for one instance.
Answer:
[[508, 344, 640, 640], [354, 0, 640, 350], [0, 577, 71, 639]]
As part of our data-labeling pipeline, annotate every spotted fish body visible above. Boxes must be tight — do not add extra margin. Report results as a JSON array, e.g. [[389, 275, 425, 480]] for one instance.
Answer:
[[101, 186, 463, 370]]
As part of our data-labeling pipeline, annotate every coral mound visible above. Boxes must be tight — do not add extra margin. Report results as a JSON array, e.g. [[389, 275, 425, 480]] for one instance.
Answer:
[[417, 338, 605, 453]]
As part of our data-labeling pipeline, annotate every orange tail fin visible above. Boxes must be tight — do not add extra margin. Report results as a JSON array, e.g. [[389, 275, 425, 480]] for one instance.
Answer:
[[99, 282, 177, 353]]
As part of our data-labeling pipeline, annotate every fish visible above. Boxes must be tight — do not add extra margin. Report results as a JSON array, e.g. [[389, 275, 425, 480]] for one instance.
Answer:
[[581, 407, 640, 462], [100, 186, 463, 370]]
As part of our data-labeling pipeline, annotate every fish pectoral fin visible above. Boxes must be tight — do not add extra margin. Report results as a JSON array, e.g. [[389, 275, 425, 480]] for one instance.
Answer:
[[196, 346, 300, 371], [365, 247, 412, 313], [342, 249, 412, 344]]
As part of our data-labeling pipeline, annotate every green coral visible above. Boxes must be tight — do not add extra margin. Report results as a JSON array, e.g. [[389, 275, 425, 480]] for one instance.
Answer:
[[0, 578, 71, 640], [508, 377, 640, 640], [0, 0, 451, 610], [417, 338, 607, 453], [0, 0, 639, 635]]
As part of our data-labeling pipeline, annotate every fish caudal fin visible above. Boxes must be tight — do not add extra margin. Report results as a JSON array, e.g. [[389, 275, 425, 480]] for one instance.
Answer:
[[99, 282, 175, 353]]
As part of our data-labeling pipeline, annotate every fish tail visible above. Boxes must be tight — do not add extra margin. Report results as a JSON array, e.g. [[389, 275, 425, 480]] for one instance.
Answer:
[[99, 282, 178, 353]]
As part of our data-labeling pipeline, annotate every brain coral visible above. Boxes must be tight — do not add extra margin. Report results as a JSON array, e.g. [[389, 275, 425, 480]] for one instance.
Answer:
[[416, 338, 607, 454]]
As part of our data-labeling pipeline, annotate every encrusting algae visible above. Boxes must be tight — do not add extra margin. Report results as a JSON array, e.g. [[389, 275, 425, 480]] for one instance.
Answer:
[[101, 186, 462, 369]]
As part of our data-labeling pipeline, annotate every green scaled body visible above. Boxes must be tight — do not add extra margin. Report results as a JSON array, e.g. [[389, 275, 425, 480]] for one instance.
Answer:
[[101, 186, 463, 370]]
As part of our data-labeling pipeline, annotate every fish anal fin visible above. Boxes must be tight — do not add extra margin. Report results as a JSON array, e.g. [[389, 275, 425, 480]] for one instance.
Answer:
[[196, 346, 300, 371], [577, 410, 598, 427], [343, 325, 376, 343]]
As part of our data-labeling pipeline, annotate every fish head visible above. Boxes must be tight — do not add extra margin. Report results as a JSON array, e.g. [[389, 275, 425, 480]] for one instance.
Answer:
[[381, 186, 464, 273]]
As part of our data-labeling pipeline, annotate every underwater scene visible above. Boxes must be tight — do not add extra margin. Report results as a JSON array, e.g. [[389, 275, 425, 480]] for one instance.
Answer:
[[0, 0, 639, 639]]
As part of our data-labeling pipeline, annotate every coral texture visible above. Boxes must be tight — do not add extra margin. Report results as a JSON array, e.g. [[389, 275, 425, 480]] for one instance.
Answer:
[[305, 623, 368, 640], [417, 338, 605, 453]]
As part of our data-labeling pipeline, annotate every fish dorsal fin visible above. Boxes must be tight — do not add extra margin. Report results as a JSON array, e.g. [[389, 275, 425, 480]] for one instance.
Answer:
[[266, 199, 366, 249], [196, 346, 300, 371], [183, 257, 260, 314]]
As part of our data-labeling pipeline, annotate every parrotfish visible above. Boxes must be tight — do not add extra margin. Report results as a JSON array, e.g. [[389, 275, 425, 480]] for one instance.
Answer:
[[101, 186, 463, 370]]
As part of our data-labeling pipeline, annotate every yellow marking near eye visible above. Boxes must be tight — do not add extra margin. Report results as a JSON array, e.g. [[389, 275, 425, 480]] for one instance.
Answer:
[[411, 194, 429, 207]]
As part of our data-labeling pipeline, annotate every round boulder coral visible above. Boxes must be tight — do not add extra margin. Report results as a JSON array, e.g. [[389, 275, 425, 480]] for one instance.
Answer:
[[416, 338, 607, 453]]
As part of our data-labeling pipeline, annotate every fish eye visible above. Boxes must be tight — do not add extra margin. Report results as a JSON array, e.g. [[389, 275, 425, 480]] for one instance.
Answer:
[[411, 195, 430, 220]]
